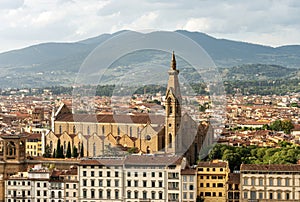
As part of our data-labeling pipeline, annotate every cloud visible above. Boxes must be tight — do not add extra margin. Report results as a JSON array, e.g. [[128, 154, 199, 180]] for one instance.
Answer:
[[0, 0, 300, 52]]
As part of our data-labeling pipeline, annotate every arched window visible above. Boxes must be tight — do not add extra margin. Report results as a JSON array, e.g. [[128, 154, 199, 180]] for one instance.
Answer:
[[50, 141, 53, 150], [93, 143, 96, 156], [51, 191, 55, 198], [99, 189, 103, 199], [146, 146, 150, 154], [58, 191, 62, 198], [73, 126, 76, 134], [117, 127, 120, 136], [102, 126, 105, 135], [115, 190, 119, 199], [87, 126, 90, 135], [59, 125, 62, 134], [130, 127, 132, 137], [168, 133, 172, 148], [127, 191, 131, 199]]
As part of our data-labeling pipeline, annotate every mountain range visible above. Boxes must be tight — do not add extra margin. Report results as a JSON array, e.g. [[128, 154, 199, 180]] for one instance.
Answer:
[[0, 30, 300, 88]]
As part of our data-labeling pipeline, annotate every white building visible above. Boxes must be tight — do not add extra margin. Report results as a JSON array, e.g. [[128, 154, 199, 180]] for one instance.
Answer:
[[240, 164, 300, 201]]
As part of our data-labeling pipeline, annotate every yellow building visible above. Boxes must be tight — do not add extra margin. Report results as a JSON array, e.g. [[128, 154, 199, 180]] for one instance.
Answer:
[[26, 133, 42, 157], [197, 160, 230, 202]]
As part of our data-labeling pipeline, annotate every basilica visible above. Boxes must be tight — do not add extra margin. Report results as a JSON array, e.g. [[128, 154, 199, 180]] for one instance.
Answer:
[[45, 52, 210, 164]]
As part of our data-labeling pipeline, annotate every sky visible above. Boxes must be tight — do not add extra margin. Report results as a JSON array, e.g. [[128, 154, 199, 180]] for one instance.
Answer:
[[0, 0, 300, 53]]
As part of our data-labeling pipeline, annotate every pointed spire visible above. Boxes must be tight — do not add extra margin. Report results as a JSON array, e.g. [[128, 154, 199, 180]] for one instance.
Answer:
[[171, 51, 176, 70]]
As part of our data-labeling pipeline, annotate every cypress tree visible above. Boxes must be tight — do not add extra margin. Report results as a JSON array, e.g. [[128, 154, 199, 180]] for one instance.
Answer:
[[72, 146, 78, 158], [53, 149, 56, 158], [56, 139, 61, 158], [80, 143, 84, 157], [66, 142, 72, 158]]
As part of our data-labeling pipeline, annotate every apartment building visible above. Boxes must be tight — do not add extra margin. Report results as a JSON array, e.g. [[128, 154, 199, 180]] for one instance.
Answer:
[[197, 160, 230, 202], [240, 164, 300, 202], [4, 164, 78, 202], [78, 154, 186, 202], [227, 173, 240, 202], [181, 168, 197, 202], [26, 133, 42, 157]]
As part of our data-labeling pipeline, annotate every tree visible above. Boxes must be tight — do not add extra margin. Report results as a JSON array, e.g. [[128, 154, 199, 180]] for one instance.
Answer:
[[66, 142, 72, 158], [53, 149, 56, 159], [80, 143, 84, 157], [55, 139, 61, 158], [282, 120, 294, 134], [72, 146, 79, 158], [60, 146, 65, 158], [43, 144, 52, 158]]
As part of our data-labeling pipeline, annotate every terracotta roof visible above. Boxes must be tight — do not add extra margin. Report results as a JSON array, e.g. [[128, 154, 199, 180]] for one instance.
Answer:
[[181, 168, 196, 175], [56, 113, 164, 125], [228, 173, 240, 184], [27, 133, 41, 140], [241, 164, 300, 172], [79, 158, 125, 166], [198, 161, 228, 168], [124, 155, 183, 166]]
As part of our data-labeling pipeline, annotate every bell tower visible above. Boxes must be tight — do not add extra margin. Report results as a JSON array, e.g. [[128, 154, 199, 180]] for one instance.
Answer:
[[165, 51, 182, 154]]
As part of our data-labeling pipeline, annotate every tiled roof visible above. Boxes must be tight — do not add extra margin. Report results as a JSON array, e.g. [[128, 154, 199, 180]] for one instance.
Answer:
[[56, 113, 164, 125], [124, 155, 183, 166], [197, 161, 228, 168], [181, 168, 196, 175], [241, 164, 300, 172], [228, 173, 240, 184]]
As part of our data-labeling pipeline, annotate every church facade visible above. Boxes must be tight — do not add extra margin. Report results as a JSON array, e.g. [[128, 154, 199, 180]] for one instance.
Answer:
[[46, 52, 210, 164]]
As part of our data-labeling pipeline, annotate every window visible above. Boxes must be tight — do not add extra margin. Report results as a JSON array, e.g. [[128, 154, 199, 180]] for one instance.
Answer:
[[151, 181, 155, 187], [200, 183, 203, 187], [107, 171, 110, 177], [37, 182, 40, 187], [149, 191, 155, 199], [269, 193, 273, 199], [91, 171, 94, 177], [91, 189, 95, 198], [127, 180, 131, 187], [152, 172, 155, 177], [115, 180, 119, 187], [183, 192, 187, 199], [189, 185, 194, 190], [213, 192, 216, 197], [99, 179, 103, 186], [277, 178, 281, 186], [205, 192, 211, 197], [87, 126, 90, 135], [220, 168, 223, 171], [115, 171, 119, 177], [244, 192, 248, 199], [107, 180, 111, 187], [159, 181, 163, 187], [259, 178, 263, 186], [127, 172, 131, 177], [143, 191, 147, 199], [285, 178, 290, 186], [168, 133, 172, 148], [37, 191, 40, 196], [219, 192, 222, 197], [206, 183, 210, 187], [107, 190, 111, 199], [134, 172, 138, 177], [143, 172, 147, 177], [127, 191, 131, 199], [244, 178, 248, 185], [134, 180, 138, 187], [159, 192, 163, 199], [58, 191, 62, 198], [83, 179, 87, 186], [277, 192, 281, 199], [159, 172, 162, 177], [217, 183, 223, 187], [143, 180, 147, 187], [269, 178, 273, 186], [183, 183, 187, 190], [99, 171, 102, 177], [99, 189, 103, 199], [286, 192, 290, 200], [83, 171, 86, 176], [259, 192, 263, 199], [83, 190, 87, 198], [73, 126, 76, 134], [134, 191, 138, 199], [190, 176, 194, 182], [251, 178, 255, 185], [115, 190, 119, 199], [91, 179, 95, 186], [44, 191, 47, 196]]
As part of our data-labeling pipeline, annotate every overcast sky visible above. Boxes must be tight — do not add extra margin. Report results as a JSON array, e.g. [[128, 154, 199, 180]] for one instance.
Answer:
[[0, 0, 299, 53]]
